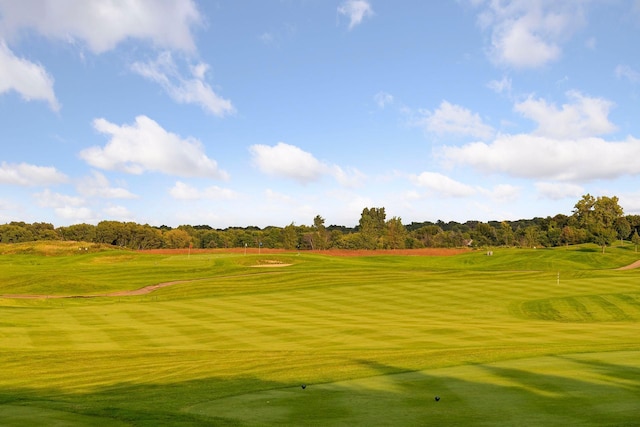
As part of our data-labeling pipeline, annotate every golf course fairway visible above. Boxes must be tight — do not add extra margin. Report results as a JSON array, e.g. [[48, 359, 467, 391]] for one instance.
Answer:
[[0, 242, 639, 425]]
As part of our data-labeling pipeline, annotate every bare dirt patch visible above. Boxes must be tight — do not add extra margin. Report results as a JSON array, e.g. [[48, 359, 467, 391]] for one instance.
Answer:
[[140, 248, 469, 257], [1, 280, 194, 299], [617, 259, 640, 270], [250, 263, 292, 268]]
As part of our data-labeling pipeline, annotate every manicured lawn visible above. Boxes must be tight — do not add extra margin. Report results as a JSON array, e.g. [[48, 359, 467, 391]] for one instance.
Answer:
[[1, 243, 639, 425]]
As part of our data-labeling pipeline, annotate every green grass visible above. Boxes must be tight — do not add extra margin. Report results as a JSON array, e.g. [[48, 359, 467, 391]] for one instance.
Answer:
[[1, 242, 639, 425]]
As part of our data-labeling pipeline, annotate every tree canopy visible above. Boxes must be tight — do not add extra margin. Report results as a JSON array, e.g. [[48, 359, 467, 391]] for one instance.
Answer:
[[1, 195, 638, 252]]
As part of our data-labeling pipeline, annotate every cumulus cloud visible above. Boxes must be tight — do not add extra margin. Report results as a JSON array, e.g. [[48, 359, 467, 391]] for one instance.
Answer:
[[440, 134, 640, 182], [473, 0, 586, 68], [0, 0, 201, 53], [417, 101, 494, 140], [80, 115, 229, 179], [249, 142, 363, 186], [169, 181, 238, 200], [35, 188, 84, 208], [131, 52, 235, 117], [33, 189, 93, 221], [249, 142, 329, 184], [0, 40, 59, 110], [410, 172, 476, 198], [338, 0, 374, 30], [76, 171, 137, 199], [479, 184, 521, 203], [435, 91, 632, 186], [0, 161, 67, 186], [103, 205, 133, 221], [331, 165, 366, 188], [535, 182, 584, 200], [514, 91, 616, 138]]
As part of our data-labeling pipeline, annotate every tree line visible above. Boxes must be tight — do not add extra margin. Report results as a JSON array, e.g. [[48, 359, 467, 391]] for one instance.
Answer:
[[1, 195, 639, 252]]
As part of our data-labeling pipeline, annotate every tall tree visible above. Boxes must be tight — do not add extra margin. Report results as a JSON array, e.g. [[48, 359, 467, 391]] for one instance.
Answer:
[[358, 207, 386, 249], [384, 217, 407, 249], [282, 223, 298, 250], [572, 194, 596, 232], [574, 195, 624, 253], [313, 215, 328, 250]]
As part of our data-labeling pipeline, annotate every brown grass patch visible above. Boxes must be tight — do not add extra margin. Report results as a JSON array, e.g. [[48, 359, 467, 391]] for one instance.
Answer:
[[140, 248, 469, 257]]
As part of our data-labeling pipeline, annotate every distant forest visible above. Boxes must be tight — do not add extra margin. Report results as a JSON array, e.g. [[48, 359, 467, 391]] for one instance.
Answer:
[[2, 195, 640, 252]]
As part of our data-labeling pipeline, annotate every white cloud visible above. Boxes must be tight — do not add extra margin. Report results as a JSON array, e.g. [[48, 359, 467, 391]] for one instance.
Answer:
[[473, 0, 586, 68], [264, 188, 293, 203], [131, 52, 235, 117], [620, 191, 640, 215], [331, 165, 366, 188], [249, 142, 364, 186], [102, 205, 133, 221], [0, 162, 67, 186], [479, 184, 521, 203], [169, 181, 238, 200], [417, 101, 494, 140], [615, 64, 640, 83], [0, 40, 59, 110], [338, 0, 374, 30], [440, 134, 640, 182], [35, 188, 84, 208], [410, 172, 476, 198], [249, 142, 329, 184], [487, 76, 512, 94], [76, 171, 137, 199], [0, 0, 201, 53], [514, 91, 616, 138], [80, 115, 229, 179], [374, 91, 394, 108], [33, 189, 93, 221], [535, 182, 584, 200]]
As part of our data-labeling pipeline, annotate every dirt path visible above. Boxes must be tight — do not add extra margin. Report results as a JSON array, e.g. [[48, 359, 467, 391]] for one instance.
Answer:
[[0, 279, 195, 299], [0, 268, 289, 300], [617, 259, 640, 270]]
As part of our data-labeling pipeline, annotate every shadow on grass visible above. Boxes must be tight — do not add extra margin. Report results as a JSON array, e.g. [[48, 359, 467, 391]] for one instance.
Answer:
[[2, 353, 640, 426]]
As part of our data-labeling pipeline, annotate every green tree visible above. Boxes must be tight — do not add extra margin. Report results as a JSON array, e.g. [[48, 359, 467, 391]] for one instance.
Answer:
[[384, 217, 407, 249], [0, 223, 34, 243], [592, 196, 624, 253], [471, 222, 496, 247], [57, 223, 96, 242], [573, 195, 624, 253], [29, 222, 59, 240], [412, 225, 442, 247], [163, 229, 192, 248], [282, 223, 298, 250], [572, 194, 596, 231], [498, 221, 515, 246], [313, 215, 328, 250], [632, 230, 640, 253], [358, 207, 386, 249], [614, 217, 631, 244]]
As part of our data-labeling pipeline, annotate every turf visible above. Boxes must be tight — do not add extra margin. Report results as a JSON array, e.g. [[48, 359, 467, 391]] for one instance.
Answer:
[[0, 242, 639, 425]]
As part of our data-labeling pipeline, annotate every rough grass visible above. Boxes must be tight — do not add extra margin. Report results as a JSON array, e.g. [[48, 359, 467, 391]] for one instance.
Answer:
[[1, 242, 639, 425]]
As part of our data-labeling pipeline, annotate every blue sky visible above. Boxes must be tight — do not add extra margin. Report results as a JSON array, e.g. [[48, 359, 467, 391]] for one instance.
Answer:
[[1, 0, 640, 228]]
